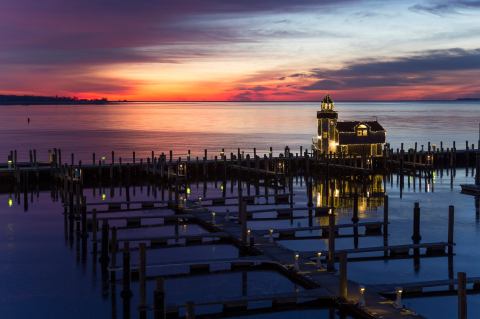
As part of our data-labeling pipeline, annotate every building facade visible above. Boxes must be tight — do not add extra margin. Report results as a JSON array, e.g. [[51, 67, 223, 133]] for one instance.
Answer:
[[313, 95, 386, 157]]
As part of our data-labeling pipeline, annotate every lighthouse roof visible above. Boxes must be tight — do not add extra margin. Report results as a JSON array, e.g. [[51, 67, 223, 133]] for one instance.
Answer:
[[322, 95, 334, 104]]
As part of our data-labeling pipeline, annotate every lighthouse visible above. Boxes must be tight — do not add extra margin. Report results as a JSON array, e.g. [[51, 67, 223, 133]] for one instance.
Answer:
[[313, 95, 386, 156], [316, 95, 338, 154]]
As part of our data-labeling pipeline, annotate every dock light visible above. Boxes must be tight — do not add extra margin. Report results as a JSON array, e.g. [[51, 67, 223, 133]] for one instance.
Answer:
[[8, 197, 13, 207], [220, 184, 224, 191], [359, 286, 366, 307], [7, 159, 12, 168], [246, 229, 251, 245], [328, 208, 333, 215], [101, 193, 106, 201], [269, 228, 274, 242], [186, 187, 191, 195], [294, 252, 300, 271], [394, 287, 403, 308], [316, 252, 322, 268], [198, 196, 202, 204]]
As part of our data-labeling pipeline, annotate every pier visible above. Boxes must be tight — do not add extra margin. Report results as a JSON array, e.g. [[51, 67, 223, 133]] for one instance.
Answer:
[[1, 140, 477, 319]]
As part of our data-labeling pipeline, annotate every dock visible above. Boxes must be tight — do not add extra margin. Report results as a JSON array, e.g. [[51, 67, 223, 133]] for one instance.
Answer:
[[1, 142, 478, 319]]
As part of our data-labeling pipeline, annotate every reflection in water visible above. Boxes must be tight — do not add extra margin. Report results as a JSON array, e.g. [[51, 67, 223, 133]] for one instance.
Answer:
[[314, 175, 385, 213], [0, 101, 478, 161]]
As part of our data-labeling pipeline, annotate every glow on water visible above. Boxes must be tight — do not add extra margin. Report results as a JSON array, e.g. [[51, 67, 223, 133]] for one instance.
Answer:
[[0, 101, 478, 161]]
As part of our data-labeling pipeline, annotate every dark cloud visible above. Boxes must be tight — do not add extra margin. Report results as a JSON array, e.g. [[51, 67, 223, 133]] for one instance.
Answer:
[[0, 0, 353, 66], [237, 85, 270, 92], [296, 48, 480, 91], [410, 0, 480, 15]]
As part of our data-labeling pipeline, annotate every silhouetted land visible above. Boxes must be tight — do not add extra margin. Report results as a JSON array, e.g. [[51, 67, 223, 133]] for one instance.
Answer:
[[0, 95, 109, 105], [456, 97, 480, 101]]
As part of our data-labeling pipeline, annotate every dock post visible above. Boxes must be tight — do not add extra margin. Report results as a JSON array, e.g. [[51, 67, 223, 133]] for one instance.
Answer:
[[448, 205, 455, 255], [352, 193, 359, 223], [121, 242, 132, 299], [100, 220, 110, 266], [92, 209, 98, 254], [458, 272, 467, 319], [111, 227, 117, 268], [240, 200, 247, 245], [153, 278, 166, 319], [294, 252, 300, 271], [476, 152, 480, 185], [394, 287, 403, 309], [316, 252, 322, 269], [383, 195, 389, 237], [327, 209, 336, 272], [412, 202, 421, 271], [186, 301, 195, 319], [339, 252, 347, 300], [139, 243, 147, 319], [412, 202, 421, 242], [307, 179, 313, 207], [81, 196, 87, 238]]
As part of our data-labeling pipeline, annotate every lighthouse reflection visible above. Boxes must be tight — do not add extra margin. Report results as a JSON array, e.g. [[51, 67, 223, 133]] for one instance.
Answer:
[[313, 174, 385, 214]]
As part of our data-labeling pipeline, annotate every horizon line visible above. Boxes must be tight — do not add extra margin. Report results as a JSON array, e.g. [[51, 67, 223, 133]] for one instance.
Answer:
[[114, 98, 479, 103]]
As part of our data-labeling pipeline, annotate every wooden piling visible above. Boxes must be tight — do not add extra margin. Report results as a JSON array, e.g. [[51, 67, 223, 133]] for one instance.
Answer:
[[352, 193, 359, 223], [153, 278, 166, 319], [186, 301, 195, 319], [139, 243, 147, 317], [476, 152, 480, 186], [307, 179, 313, 207], [383, 195, 389, 237], [92, 209, 97, 253], [100, 220, 110, 266], [448, 205, 454, 255], [327, 210, 335, 272], [121, 242, 132, 299], [111, 227, 117, 268], [339, 252, 348, 300], [412, 202, 421, 242], [458, 272, 467, 319], [240, 200, 247, 245]]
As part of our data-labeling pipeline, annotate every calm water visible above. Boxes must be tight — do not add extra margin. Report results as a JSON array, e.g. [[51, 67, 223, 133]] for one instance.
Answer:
[[0, 101, 478, 161], [1, 101, 480, 318]]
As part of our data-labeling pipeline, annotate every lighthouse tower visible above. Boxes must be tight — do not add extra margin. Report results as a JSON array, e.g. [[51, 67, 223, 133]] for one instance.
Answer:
[[316, 95, 338, 154]]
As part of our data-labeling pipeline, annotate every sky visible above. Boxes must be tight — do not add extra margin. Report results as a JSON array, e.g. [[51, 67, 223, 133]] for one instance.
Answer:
[[1, 0, 480, 101]]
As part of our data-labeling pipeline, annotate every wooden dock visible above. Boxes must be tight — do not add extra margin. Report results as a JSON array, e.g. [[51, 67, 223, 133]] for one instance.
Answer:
[[6, 143, 478, 318]]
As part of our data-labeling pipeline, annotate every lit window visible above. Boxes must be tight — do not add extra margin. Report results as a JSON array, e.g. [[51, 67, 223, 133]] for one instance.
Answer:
[[322, 132, 328, 138], [356, 124, 368, 137]]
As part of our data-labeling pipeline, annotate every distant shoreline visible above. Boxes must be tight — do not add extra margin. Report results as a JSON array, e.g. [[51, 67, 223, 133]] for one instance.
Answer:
[[0, 94, 478, 105], [0, 94, 110, 105]]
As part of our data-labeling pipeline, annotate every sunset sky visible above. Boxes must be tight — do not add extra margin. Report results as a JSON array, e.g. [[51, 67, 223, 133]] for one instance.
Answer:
[[1, 0, 480, 101]]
